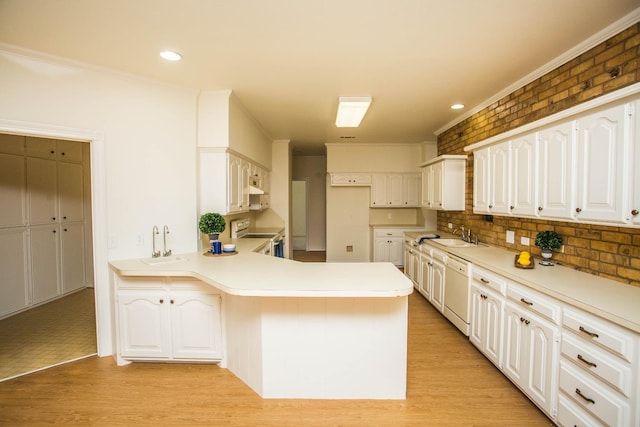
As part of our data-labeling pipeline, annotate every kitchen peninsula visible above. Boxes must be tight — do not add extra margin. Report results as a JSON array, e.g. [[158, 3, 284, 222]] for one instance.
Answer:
[[109, 238, 412, 399]]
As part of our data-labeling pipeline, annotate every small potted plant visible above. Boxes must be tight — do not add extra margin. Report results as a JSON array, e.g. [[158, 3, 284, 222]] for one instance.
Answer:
[[534, 230, 562, 266], [198, 212, 226, 242]]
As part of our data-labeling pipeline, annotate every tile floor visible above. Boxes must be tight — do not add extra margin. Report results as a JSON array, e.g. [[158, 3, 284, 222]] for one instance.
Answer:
[[0, 288, 96, 381]]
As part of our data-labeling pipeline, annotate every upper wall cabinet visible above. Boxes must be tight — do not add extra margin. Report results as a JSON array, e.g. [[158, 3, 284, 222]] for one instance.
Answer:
[[468, 93, 639, 228], [330, 173, 372, 186], [370, 173, 420, 208], [422, 155, 466, 211]]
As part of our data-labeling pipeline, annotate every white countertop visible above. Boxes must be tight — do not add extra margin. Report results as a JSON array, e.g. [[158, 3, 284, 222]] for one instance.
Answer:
[[109, 238, 413, 298], [405, 231, 640, 333]]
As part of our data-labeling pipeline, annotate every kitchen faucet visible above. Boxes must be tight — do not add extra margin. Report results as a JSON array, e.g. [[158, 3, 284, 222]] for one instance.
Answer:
[[163, 225, 172, 257], [152, 225, 161, 258]]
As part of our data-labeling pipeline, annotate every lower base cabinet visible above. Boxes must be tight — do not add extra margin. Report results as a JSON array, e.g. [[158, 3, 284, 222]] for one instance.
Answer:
[[116, 279, 223, 363]]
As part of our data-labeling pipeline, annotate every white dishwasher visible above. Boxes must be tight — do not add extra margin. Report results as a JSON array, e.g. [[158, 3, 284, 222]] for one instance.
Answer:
[[444, 253, 471, 336]]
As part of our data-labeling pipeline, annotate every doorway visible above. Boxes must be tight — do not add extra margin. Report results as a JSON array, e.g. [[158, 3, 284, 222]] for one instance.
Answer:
[[0, 133, 96, 381], [291, 180, 308, 251]]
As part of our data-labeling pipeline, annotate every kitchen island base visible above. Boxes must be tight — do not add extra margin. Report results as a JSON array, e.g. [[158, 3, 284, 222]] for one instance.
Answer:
[[225, 294, 408, 399]]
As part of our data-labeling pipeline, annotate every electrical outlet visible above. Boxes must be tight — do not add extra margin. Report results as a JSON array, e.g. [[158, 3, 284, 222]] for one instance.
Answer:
[[387, 213, 392, 220], [506, 230, 515, 244], [521, 236, 530, 246], [448, 223, 453, 229], [346, 245, 353, 252], [136, 233, 144, 246]]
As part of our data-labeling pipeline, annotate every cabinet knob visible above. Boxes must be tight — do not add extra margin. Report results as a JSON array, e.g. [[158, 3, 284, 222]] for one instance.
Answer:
[[63, 216, 67, 220], [170, 299, 174, 304], [537, 206, 543, 211], [52, 229, 56, 233], [52, 217, 56, 221], [159, 299, 164, 304], [61, 152, 66, 156], [575, 207, 582, 213], [488, 205, 493, 209], [510, 205, 514, 210], [50, 150, 55, 154], [631, 209, 639, 216], [64, 228, 68, 232]]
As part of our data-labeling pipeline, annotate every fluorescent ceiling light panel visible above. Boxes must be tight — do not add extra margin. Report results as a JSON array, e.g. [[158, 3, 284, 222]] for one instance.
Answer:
[[336, 97, 372, 127]]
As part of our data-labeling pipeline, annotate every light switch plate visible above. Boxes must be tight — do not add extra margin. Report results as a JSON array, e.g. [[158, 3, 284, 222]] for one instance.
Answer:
[[521, 236, 530, 246]]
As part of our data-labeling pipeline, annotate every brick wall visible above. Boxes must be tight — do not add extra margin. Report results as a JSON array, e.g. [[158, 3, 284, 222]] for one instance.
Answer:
[[437, 22, 640, 287]]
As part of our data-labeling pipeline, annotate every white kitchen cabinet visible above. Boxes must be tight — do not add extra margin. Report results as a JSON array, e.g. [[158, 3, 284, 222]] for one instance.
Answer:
[[29, 225, 60, 304], [0, 153, 27, 228], [58, 162, 84, 223], [26, 157, 57, 225], [0, 133, 26, 156], [503, 300, 559, 418], [510, 134, 538, 216], [60, 222, 85, 294], [489, 141, 511, 215], [558, 306, 638, 427], [469, 267, 506, 369], [574, 103, 629, 224], [199, 151, 253, 215], [370, 173, 420, 207], [430, 256, 446, 314], [117, 281, 223, 362], [403, 239, 421, 286], [414, 244, 446, 314], [633, 100, 640, 226], [330, 173, 372, 186], [422, 155, 466, 211], [472, 148, 491, 214], [0, 228, 29, 317], [373, 229, 404, 266]]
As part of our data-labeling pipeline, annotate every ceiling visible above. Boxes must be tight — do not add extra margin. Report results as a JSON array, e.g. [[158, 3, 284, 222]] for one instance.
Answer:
[[1, 1, 639, 155]]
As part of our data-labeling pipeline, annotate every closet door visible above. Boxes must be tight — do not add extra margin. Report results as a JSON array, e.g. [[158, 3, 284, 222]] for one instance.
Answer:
[[0, 153, 27, 228], [30, 225, 60, 304], [0, 228, 29, 316], [27, 157, 58, 225], [58, 162, 84, 223], [60, 222, 85, 293]]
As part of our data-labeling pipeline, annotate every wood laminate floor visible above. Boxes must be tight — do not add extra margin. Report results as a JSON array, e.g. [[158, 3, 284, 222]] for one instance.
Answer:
[[0, 290, 553, 426]]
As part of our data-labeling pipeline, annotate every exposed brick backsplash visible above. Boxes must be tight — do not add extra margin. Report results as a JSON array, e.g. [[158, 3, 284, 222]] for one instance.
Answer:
[[437, 22, 640, 287]]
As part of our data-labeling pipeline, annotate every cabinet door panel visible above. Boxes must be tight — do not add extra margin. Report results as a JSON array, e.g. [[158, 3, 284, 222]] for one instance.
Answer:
[[58, 162, 84, 222], [490, 142, 510, 214], [61, 223, 85, 293], [430, 261, 445, 313], [576, 104, 627, 224], [27, 158, 57, 225], [404, 174, 420, 207], [526, 318, 558, 414], [30, 226, 60, 304], [510, 135, 537, 216], [484, 294, 504, 368], [171, 294, 223, 359], [387, 174, 404, 206], [503, 305, 526, 384], [473, 148, 490, 213], [538, 122, 575, 220], [118, 293, 170, 358], [0, 153, 27, 227], [0, 228, 29, 316]]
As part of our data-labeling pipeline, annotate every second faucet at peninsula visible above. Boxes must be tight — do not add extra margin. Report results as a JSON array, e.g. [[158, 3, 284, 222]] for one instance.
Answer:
[[151, 225, 172, 258]]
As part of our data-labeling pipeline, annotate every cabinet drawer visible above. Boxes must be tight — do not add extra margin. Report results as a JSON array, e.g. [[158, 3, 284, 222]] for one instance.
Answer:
[[431, 248, 447, 263], [558, 393, 605, 427], [559, 360, 630, 427], [506, 282, 561, 325], [562, 332, 631, 397], [472, 267, 506, 295], [563, 308, 636, 362], [374, 229, 404, 238]]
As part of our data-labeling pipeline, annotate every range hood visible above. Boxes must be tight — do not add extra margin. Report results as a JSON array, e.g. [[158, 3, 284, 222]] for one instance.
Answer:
[[249, 185, 264, 195]]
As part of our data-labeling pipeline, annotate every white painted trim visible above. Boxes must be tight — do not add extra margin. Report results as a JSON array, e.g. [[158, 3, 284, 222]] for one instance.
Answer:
[[464, 82, 640, 152], [0, 119, 111, 357], [435, 6, 640, 136]]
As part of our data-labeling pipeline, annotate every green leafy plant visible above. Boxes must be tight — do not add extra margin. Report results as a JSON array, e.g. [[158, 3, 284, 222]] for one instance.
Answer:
[[534, 230, 562, 251], [198, 212, 226, 235]]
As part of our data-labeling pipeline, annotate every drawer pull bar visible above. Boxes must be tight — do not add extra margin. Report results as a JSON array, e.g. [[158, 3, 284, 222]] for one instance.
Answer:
[[520, 298, 533, 306], [579, 326, 599, 338], [519, 317, 531, 325], [577, 354, 597, 368], [480, 278, 490, 284], [575, 388, 595, 405]]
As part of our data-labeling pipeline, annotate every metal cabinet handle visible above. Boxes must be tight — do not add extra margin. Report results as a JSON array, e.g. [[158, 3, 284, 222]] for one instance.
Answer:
[[538, 206, 543, 211], [510, 205, 514, 210], [519, 317, 530, 325], [480, 278, 489, 284], [488, 204, 493, 209], [575, 207, 582, 213], [481, 294, 488, 300], [579, 326, 599, 338], [575, 388, 595, 404], [577, 354, 597, 368], [632, 209, 639, 216], [520, 298, 533, 306]]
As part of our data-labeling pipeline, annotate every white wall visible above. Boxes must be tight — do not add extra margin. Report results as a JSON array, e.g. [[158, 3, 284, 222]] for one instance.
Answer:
[[0, 46, 199, 356]]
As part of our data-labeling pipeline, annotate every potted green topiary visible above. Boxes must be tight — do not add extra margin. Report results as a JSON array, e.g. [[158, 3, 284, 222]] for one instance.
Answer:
[[198, 212, 226, 242], [534, 230, 562, 266]]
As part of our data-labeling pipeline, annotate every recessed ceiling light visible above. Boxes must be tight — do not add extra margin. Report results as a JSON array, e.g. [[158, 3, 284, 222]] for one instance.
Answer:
[[451, 103, 465, 110], [160, 51, 182, 61]]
